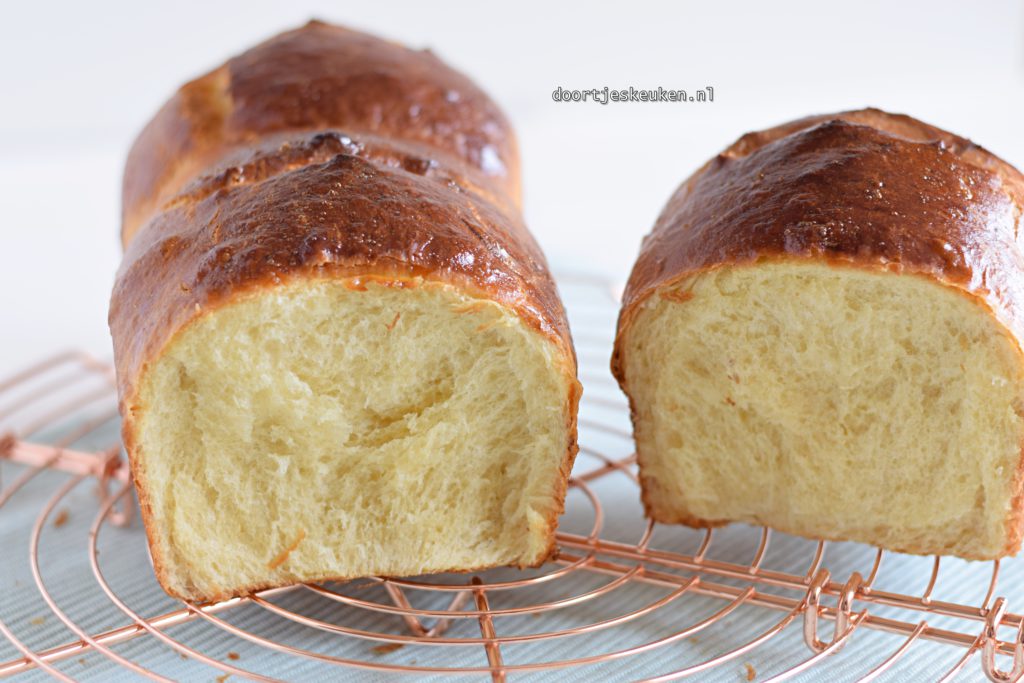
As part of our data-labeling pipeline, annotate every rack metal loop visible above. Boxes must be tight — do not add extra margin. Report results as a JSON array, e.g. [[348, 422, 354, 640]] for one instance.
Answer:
[[803, 568, 864, 655], [983, 597, 1024, 682]]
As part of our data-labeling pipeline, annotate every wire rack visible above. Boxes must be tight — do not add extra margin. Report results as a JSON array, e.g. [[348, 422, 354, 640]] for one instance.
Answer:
[[2, 276, 1024, 682]]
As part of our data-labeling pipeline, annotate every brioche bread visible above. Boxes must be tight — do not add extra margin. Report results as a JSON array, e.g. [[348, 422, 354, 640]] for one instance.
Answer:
[[109, 21, 580, 601], [612, 109, 1024, 559]]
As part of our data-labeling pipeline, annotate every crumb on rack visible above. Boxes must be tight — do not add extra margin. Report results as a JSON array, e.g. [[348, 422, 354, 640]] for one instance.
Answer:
[[268, 530, 307, 569], [745, 663, 756, 681], [53, 509, 70, 528], [29, 616, 45, 626], [77, 657, 88, 666], [660, 289, 694, 303], [371, 643, 405, 655], [385, 312, 401, 331], [215, 675, 230, 683], [227, 652, 240, 660]]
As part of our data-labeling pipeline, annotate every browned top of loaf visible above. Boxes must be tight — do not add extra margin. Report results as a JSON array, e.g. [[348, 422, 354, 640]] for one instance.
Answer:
[[616, 108, 1024, 348], [111, 21, 569, 405], [121, 20, 520, 245]]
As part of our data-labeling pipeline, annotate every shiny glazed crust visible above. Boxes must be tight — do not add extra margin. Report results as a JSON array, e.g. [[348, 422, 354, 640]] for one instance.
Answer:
[[611, 108, 1024, 557], [110, 21, 580, 598]]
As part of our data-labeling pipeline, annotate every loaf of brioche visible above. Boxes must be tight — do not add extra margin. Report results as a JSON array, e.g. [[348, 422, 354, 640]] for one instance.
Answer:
[[109, 21, 580, 601], [613, 108, 1024, 559]]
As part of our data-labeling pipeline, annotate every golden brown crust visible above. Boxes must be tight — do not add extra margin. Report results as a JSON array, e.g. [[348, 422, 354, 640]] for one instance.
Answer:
[[111, 21, 578, 601], [613, 108, 1024, 365], [122, 20, 520, 245], [613, 108, 1024, 558], [111, 131, 571, 405]]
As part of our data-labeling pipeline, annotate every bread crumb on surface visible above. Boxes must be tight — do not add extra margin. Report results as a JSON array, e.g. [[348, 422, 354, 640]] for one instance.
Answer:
[[267, 530, 306, 569], [29, 617, 45, 626], [744, 663, 756, 681], [227, 652, 240, 660], [371, 643, 405, 655], [53, 509, 70, 528], [215, 675, 230, 683]]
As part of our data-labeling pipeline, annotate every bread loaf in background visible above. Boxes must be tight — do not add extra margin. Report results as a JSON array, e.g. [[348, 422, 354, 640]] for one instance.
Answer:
[[613, 108, 1024, 559], [109, 21, 580, 602]]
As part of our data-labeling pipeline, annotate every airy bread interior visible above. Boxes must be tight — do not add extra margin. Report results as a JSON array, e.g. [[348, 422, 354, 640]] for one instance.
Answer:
[[620, 261, 1024, 558], [135, 280, 572, 600]]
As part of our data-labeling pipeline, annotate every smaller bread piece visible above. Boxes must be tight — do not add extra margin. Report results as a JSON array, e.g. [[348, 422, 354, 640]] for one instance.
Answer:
[[612, 108, 1024, 560], [109, 22, 580, 602]]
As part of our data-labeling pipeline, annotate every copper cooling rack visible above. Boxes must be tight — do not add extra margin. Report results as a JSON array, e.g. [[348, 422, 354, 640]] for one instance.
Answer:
[[2, 276, 1024, 681]]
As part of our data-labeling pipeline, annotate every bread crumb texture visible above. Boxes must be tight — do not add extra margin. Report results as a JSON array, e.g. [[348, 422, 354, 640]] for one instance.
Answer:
[[622, 261, 1024, 558], [137, 280, 570, 599]]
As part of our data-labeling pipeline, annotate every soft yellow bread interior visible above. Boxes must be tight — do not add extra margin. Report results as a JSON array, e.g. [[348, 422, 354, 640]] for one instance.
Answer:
[[621, 261, 1024, 558], [136, 280, 572, 600]]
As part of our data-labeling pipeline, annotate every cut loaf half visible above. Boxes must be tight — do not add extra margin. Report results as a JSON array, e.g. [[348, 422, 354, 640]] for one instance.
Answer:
[[613, 109, 1024, 559], [109, 22, 580, 601]]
